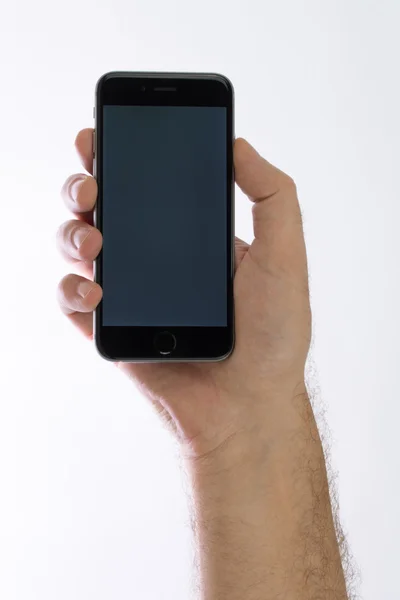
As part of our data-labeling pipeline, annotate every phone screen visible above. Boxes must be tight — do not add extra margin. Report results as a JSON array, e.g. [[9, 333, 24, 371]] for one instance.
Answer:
[[101, 105, 227, 327]]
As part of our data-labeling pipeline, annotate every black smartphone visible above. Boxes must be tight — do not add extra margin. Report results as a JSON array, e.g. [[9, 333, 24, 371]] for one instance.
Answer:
[[93, 72, 234, 362]]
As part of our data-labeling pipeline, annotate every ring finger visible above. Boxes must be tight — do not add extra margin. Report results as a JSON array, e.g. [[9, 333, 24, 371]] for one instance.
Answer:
[[57, 273, 102, 338]]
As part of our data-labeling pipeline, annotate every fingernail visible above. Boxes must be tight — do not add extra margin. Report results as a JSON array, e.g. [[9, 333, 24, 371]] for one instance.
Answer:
[[70, 177, 86, 202], [72, 227, 91, 249], [77, 280, 95, 298]]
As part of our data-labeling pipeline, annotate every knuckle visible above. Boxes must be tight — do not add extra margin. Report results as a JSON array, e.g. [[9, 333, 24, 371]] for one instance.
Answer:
[[57, 276, 70, 307], [58, 273, 76, 294], [56, 220, 77, 250], [55, 224, 67, 255], [57, 273, 79, 314], [56, 219, 69, 241], [280, 175, 302, 223], [61, 174, 75, 198], [61, 174, 90, 208], [56, 219, 101, 262], [55, 223, 64, 246], [281, 173, 297, 195]]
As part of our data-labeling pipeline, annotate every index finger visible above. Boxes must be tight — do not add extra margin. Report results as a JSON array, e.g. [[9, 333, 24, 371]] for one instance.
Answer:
[[75, 128, 94, 175]]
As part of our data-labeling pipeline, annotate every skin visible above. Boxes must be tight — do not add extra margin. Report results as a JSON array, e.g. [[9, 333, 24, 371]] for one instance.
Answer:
[[57, 130, 349, 599]]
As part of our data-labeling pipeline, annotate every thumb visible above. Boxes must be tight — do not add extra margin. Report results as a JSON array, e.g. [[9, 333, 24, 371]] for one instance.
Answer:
[[234, 138, 308, 282]]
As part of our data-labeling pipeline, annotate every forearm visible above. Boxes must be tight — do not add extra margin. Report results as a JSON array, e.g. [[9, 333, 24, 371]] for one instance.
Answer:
[[186, 389, 348, 600]]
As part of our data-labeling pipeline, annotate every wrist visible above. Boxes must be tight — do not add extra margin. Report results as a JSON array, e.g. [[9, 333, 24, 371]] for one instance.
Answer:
[[183, 380, 316, 477], [184, 391, 321, 519]]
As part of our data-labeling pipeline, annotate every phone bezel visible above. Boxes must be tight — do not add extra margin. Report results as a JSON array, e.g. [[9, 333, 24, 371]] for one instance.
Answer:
[[94, 72, 234, 362]]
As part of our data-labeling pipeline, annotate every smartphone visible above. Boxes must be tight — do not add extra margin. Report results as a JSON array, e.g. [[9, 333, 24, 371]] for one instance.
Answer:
[[93, 72, 234, 362]]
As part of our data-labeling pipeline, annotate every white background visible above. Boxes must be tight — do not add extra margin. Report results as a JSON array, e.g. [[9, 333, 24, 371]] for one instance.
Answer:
[[0, 0, 399, 598]]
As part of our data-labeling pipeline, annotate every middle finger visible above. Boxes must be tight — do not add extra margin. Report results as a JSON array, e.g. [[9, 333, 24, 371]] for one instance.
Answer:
[[61, 174, 98, 224], [57, 219, 103, 263]]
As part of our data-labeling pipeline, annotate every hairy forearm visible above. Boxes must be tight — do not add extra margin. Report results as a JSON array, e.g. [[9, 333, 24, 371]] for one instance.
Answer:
[[186, 390, 348, 600]]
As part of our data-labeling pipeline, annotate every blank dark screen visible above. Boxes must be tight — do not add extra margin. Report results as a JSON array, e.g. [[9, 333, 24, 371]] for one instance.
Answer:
[[102, 105, 227, 326]]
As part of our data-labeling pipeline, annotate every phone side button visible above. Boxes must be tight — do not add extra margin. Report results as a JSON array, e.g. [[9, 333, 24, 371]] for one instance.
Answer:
[[153, 331, 177, 356], [92, 130, 96, 158]]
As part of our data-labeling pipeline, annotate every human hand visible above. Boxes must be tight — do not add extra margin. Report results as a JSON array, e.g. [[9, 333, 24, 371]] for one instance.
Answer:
[[57, 130, 311, 460], [57, 130, 350, 599]]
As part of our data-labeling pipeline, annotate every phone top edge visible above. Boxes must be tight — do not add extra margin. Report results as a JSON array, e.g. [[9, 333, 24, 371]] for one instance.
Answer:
[[95, 71, 234, 97]]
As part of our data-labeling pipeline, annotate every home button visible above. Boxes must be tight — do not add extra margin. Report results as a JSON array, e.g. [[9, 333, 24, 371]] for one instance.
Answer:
[[154, 331, 177, 356]]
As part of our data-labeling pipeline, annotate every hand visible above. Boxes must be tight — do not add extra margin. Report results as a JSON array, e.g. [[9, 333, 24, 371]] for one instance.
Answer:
[[57, 130, 311, 460], [57, 130, 350, 599]]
